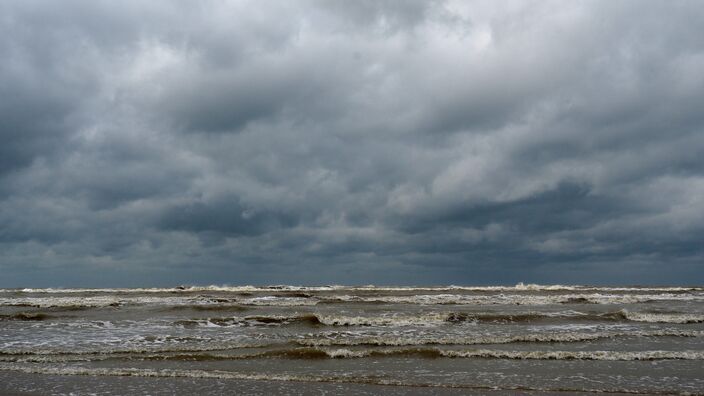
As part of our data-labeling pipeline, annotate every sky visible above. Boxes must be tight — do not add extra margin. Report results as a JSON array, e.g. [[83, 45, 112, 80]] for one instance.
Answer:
[[1, 1, 703, 287]]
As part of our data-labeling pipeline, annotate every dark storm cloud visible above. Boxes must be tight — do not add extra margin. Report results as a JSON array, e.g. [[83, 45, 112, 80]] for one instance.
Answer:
[[0, 40, 81, 176], [1, 0, 704, 286], [159, 196, 299, 237]]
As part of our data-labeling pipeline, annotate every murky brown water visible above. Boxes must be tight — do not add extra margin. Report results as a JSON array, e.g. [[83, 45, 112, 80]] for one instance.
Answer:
[[1, 284, 703, 394]]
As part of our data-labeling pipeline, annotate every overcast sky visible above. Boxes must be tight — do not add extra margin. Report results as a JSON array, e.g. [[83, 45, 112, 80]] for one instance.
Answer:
[[1, 1, 703, 287]]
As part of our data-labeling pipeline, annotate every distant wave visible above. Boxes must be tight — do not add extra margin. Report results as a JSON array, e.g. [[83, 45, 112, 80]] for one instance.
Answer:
[[6, 286, 346, 294], [0, 296, 314, 308], [4, 283, 702, 294], [3, 291, 704, 308], [317, 293, 704, 306]]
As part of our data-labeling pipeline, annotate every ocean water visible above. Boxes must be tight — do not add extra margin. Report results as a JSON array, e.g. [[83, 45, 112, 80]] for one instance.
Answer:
[[1, 284, 703, 395]]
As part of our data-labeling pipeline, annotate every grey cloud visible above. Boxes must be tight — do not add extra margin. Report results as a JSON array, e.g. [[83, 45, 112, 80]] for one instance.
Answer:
[[159, 197, 300, 237], [311, 0, 436, 34], [1, 1, 704, 286]]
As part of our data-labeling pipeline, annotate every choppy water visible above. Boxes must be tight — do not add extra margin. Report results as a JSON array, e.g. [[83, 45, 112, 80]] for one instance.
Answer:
[[1, 283, 703, 394]]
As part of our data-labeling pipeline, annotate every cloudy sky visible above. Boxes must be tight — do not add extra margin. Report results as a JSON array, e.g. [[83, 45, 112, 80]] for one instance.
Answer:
[[1, 1, 703, 287]]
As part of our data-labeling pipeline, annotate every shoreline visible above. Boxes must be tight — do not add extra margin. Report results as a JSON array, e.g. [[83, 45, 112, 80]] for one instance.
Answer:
[[0, 371, 662, 396]]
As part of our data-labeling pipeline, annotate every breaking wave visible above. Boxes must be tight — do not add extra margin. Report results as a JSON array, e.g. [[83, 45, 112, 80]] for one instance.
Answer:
[[3, 290, 704, 309], [3, 343, 703, 366], [439, 349, 704, 360], [618, 311, 704, 324], [172, 310, 704, 328], [175, 314, 322, 328], [140, 347, 704, 361], [297, 329, 703, 347], [8, 348, 700, 362], [0, 339, 277, 356], [3, 329, 699, 357], [318, 293, 704, 306], [0, 312, 53, 321]]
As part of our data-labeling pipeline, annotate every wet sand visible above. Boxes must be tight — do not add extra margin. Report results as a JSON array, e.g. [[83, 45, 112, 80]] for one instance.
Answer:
[[0, 371, 608, 396]]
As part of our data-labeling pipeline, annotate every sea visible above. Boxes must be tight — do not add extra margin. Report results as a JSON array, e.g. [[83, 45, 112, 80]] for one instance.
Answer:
[[1, 284, 703, 395]]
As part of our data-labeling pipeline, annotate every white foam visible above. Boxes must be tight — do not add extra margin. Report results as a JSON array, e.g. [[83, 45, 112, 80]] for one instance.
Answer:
[[264, 347, 704, 360], [239, 296, 318, 306], [320, 293, 704, 305], [0, 364, 316, 382], [0, 295, 221, 308], [5, 285, 348, 294], [314, 313, 458, 327], [2, 292, 658, 309], [323, 348, 369, 358], [440, 349, 704, 360], [297, 329, 703, 347], [0, 338, 272, 356], [621, 311, 704, 324]]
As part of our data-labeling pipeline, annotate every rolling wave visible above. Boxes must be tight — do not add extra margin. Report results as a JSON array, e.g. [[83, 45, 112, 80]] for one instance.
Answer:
[[619, 311, 704, 324], [317, 293, 704, 306], [4, 347, 701, 362], [297, 329, 703, 347], [0, 312, 53, 321], [3, 291, 704, 308], [2, 329, 698, 356], [173, 310, 704, 328]]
